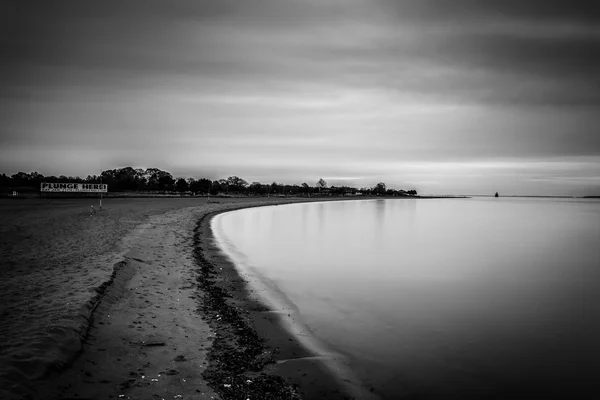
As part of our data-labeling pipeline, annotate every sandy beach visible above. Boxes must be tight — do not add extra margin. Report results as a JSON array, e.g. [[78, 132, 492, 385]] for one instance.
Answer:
[[0, 196, 360, 399]]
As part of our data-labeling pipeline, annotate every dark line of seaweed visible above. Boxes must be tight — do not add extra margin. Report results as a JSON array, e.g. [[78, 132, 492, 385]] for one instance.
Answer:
[[192, 212, 301, 400]]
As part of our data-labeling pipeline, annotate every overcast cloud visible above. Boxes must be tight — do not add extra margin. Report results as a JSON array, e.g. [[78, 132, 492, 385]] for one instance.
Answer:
[[1, 0, 599, 195]]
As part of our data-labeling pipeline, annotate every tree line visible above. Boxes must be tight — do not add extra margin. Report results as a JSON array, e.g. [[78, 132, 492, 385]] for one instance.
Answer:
[[1, 167, 417, 196]]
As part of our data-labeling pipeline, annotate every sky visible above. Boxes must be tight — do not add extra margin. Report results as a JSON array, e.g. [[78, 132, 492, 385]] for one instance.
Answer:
[[1, 0, 599, 196]]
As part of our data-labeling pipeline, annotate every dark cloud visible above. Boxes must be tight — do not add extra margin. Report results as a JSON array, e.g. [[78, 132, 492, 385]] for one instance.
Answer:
[[379, 0, 600, 23], [2, 0, 599, 107], [437, 31, 600, 80]]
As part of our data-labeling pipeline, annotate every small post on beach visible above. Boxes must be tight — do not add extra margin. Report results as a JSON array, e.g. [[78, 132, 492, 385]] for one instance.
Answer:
[[99, 176, 103, 211]]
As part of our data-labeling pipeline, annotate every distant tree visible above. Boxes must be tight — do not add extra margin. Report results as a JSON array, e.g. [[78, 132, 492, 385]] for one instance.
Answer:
[[217, 179, 229, 193], [374, 182, 386, 195], [211, 180, 222, 195], [270, 182, 279, 195], [226, 176, 248, 193], [175, 177, 189, 192], [336, 186, 347, 196], [0, 173, 11, 186], [145, 168, 173, 191], [249, 181, 266, 195], [29, 172, 44, 186], [301, 182, 310, 196], [6, 171, 46, 188], [187, 178, 196, 192], [197, 178, 212, 194], [11, 172, 30, 186], [188, 178, 200, 193], [317, 178, 327, 194], [158, 173, 175, 191], [286, 184, 301, 196], [98, 167, 148, 191], [113, 167, 138, 190]]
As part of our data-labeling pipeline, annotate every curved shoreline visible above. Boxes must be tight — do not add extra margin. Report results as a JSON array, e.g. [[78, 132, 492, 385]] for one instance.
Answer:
[[196, 204, 368, 399], [210, 208, 380, 400], [1, 196, 417, 399], [1, 197, 311, 398]]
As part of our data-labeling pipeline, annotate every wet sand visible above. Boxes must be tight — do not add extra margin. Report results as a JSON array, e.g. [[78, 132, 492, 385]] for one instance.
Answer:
[[197, 210, 376, 400], [0, 196, 364, 399]]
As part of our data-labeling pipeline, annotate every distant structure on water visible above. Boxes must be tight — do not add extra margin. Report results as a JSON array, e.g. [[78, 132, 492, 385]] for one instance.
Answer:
[[495, 192, 499, 198]]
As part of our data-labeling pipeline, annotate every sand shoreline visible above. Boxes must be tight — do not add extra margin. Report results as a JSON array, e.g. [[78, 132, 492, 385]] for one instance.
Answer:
[[196, 207, 369, 399], [1, 196, 376, 399], [1, 199, 221, 399]]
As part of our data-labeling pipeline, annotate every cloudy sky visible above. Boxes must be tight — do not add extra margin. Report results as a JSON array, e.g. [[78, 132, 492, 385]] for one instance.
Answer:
[[1, 0, 599, 195]]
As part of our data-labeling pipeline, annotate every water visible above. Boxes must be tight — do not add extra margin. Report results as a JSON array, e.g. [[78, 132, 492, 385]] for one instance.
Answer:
[[213, 198, 600, 399]]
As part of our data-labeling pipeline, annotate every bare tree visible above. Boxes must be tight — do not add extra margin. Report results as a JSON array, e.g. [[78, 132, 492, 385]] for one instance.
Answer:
[[317, 178, 327, 193]]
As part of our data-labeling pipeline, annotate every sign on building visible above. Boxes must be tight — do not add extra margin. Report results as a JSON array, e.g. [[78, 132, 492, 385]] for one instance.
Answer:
[[40, 182, 108, 193]]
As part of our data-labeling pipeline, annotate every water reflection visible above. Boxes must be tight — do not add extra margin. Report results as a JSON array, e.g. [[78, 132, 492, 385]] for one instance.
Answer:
[[215, 198, 600, 399]]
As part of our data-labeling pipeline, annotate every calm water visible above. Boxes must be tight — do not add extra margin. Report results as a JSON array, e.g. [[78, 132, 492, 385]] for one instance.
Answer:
[[213, 198, 600, 399]]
